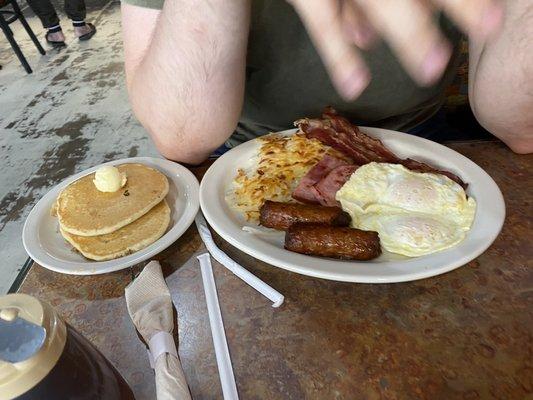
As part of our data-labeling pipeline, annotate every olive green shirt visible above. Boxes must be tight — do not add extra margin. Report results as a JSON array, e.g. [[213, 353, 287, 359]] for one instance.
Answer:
[[123, 0, 462, 147]]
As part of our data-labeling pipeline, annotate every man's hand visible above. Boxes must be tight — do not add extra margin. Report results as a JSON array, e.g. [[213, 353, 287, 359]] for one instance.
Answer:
[[289, 0, 503, 100]]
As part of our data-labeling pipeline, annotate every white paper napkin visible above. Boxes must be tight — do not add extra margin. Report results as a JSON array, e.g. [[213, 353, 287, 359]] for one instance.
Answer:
[[125, 261, 191, 400]]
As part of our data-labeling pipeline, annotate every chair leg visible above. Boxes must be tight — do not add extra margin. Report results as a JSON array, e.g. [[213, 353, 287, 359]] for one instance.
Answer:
[[0, 16, 33, 73], [10, 0, 45, 55]]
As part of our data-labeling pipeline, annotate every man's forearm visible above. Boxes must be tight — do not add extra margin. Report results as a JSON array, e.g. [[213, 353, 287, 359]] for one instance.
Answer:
[[468, 0, 533, 154], [123, 1, 251, 164]]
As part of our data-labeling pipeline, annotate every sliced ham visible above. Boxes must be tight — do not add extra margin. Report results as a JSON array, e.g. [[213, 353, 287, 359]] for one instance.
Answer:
[[314, 165, 359, 207], [292, 155, 351, 204]]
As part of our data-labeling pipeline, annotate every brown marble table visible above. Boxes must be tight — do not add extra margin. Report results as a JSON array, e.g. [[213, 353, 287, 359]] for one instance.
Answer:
[[16, 140, 532, 400]]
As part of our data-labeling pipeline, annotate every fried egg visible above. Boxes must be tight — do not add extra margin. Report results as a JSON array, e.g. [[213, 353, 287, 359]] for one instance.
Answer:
[[357, 213, 468, 257], [336, 162, 476, 257]]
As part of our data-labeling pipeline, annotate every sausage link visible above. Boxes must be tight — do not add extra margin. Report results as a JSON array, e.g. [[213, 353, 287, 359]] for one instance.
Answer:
[[285, 223, 381, 260], [259, 201, 351, 231]]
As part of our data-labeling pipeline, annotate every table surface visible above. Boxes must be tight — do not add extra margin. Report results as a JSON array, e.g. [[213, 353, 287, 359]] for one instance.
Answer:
[[17, 140, 532, 400]]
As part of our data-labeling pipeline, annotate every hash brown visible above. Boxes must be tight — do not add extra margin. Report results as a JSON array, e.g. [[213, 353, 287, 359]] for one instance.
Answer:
[[227, 132, 348, 221]]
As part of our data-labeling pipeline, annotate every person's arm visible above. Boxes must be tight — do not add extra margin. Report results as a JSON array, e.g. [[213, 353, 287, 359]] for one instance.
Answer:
[[121, 1, 251, 164], [468, 0, 533, 154]]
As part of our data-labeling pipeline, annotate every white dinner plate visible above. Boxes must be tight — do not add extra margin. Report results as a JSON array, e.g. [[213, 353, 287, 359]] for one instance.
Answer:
[[23, 157, 200, 275], [200, 128, 505, 283]]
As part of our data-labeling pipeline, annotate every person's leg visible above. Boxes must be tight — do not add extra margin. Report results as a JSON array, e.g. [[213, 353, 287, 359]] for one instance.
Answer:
[[26, 0, 60, 28], [64, 0, 96, 40], [64, 0, 86, 23], [25, 0, 65, 45], [10, 0, 46, 55]]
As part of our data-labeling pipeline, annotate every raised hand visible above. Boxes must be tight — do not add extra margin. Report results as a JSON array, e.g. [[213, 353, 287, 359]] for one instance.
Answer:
[[288, 0, 503, 100]]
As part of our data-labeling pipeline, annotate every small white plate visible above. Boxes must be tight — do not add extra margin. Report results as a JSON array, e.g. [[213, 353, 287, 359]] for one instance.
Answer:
[[23, 157, 200, 275], [200, 128, 506, 283]]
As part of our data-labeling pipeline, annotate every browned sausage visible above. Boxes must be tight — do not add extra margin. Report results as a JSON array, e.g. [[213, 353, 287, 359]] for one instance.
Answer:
[[285, 223, 381, 260], [259, 201, 351, 231]]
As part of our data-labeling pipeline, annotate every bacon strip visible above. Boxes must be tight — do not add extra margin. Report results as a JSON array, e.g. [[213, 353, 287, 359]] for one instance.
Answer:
[[295, 107, 466, 188], [322, 107, 400, 163], [399, 158, 465, 187]]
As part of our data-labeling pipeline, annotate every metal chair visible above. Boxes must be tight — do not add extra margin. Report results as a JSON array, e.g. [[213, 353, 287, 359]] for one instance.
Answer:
[[0, 0, 45, 73]]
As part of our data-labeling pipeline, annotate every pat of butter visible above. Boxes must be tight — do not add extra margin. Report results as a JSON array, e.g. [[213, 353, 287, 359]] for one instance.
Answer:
[[93, 166, 127, 192]]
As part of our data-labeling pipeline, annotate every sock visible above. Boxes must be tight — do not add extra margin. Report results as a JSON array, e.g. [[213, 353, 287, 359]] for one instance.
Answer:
[[72, 20, 86, 28], [47, 24, 62, 33]]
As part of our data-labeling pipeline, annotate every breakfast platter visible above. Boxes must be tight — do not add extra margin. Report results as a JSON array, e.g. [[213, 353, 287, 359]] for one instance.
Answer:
[[22, 110, 505, 282], [23, 157, 199, 275], [200, 115, 506, 283]]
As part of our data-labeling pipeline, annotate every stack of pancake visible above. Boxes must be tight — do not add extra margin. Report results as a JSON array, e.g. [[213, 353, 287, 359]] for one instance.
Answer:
[[55, 163, 170, 261]]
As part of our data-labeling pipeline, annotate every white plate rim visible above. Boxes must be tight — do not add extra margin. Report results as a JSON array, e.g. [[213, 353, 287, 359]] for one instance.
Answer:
[[200, 128, 506, 283], [22, 157, 200, 275]]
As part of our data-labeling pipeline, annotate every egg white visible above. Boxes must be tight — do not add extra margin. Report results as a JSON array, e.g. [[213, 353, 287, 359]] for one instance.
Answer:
[[358, 213, 467, 257], [336, 162, 476, 257]]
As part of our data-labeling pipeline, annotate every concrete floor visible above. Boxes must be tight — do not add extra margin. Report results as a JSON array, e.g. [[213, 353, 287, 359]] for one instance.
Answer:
[[0, 0, 159, 293]]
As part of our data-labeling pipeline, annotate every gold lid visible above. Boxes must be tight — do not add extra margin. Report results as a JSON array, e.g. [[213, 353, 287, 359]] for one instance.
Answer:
[[0, 294, 66, 400]]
